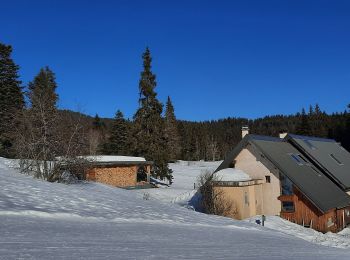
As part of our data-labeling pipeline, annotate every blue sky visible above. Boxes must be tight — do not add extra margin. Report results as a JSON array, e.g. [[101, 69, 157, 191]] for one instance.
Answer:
[[1, 0, 350, 121]]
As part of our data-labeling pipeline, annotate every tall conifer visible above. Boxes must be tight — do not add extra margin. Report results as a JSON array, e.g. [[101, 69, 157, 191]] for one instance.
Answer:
[[0, 43, 24, 156], [165, 96, 181, 160], [296, 108, 311, 136], [133, 48, 173, 183], [93, 114, 104, 129], [103, 110, 128, 155]]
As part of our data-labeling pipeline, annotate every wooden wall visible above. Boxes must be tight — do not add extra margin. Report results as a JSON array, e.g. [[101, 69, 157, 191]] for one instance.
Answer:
[[279, 187, 348, 233], [86, 165, 138, 187]]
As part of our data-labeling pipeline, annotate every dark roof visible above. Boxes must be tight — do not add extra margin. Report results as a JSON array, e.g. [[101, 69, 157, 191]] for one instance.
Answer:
[[216, 134, 350, 213], [286, 134, 350, 191]]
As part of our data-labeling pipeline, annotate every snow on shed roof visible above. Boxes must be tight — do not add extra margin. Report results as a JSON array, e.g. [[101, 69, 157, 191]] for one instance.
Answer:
[[80, 155, 146, 163]]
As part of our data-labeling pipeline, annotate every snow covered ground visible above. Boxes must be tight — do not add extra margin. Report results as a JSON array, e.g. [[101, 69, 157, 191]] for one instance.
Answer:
[[0, 158, 350, 259], [143, 161, 350, 250], [138, 160, 219, 206]]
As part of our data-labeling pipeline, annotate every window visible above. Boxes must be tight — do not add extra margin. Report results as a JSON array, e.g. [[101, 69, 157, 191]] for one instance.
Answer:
[[327, 217, 334, 228], [281, 174, 293, 195], [244, 192, 249, 206], [289, 153, 303, 165], [297, 154, 308, 164], [330, 154, 343, 165], [289, 153, 309, 166], [282, 201, 295, 212], [229, 160, 236, 168], [265, 176, 271, 183]]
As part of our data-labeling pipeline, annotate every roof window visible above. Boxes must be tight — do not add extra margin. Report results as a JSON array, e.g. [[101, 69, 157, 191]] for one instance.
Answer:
[[330, 154, 343, 165], [289, 154, 303, 166], [297, 154, 308, 164]]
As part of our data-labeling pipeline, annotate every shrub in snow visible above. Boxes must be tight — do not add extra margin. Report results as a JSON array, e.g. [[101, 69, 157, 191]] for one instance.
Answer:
[[197, 169, 237, 217]]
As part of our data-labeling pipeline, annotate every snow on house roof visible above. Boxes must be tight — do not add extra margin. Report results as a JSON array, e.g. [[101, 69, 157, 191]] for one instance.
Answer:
[[214, 168, 251, 182]]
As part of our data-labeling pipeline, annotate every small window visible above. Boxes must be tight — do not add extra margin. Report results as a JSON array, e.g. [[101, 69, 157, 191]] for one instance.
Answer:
[[330, 154, 343, 165], [345, 209, 350, 217], [281, 174, 293, 195], [229, 160, 236, 168], [282, 201, 295, 212], [327, 217, 334, 228], [289, 154, 303, 165], [244, 192, 249, 206], [297, 154, 308, 164], [265, 176, 271, 183]]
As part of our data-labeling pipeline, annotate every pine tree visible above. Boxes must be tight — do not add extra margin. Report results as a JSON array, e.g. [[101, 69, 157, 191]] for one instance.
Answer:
[[312, 103, 327, 137], [344, 104, 350, 149], [0, 43, 24, 156], [164, 96, 181, 160], [92, 114, 104, 129], [295, 108, 311, 136], [29, 66, 58, 110], [103, 110, 128, 155], [308, 105, 314, 116], [132, 48, 173, 183], [314, 103, 321, 115]]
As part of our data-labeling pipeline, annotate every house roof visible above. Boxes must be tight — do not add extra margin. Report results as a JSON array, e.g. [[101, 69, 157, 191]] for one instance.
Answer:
[[215, 134, 350, 213], [285, 134, 350, 191]]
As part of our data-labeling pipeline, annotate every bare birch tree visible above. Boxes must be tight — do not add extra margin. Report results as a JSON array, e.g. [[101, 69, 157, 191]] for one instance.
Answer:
[[197, 170, 237, 217], [14, 67, 90, 182]]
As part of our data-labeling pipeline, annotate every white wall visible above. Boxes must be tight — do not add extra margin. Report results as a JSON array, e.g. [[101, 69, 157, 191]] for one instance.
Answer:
[[234, 148, 281, 216]]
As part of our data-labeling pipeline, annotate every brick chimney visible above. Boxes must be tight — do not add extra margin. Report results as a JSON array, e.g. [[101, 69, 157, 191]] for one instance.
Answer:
[[242, 126, 249, 139]]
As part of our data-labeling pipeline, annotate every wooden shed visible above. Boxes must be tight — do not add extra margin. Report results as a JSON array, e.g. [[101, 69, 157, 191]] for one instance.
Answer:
[[84, 156, 153, 188]]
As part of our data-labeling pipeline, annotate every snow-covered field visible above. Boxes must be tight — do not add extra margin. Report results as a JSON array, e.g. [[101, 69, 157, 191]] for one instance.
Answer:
[[1, 158, 350, 259]]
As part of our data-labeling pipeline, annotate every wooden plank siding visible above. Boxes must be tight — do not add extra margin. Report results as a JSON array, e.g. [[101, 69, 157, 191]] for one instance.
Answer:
[[278, 187, 349, 233], [86, 164, 152, 188]]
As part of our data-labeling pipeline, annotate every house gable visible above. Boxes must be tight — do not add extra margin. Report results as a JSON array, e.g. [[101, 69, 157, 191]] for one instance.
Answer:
[[234, 145, 281, 216]]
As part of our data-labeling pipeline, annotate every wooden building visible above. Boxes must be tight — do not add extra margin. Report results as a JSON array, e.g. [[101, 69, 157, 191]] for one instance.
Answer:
[[214, 130, 350, 233], [84, 156, 153, 188]]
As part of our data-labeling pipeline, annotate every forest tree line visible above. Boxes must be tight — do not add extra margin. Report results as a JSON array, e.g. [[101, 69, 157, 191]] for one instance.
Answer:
[[1, 41, 350, 183], [69, 95, 350, 163]]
